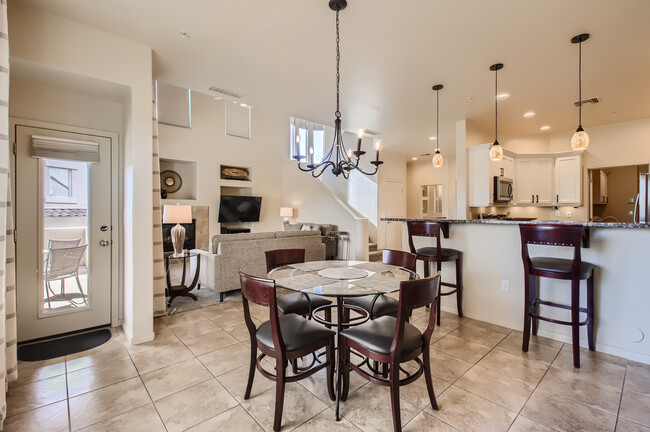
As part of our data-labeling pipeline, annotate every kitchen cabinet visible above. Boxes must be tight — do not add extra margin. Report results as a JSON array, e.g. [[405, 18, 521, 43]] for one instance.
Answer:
[[592, 169, 609, 205], [555, 155, 583, 206], [468, 144, 514, 207], [515, 157, 554, 205]]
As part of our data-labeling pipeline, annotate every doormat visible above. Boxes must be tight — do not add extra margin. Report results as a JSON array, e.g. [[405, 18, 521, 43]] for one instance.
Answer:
[[18, 328, 112, 362]]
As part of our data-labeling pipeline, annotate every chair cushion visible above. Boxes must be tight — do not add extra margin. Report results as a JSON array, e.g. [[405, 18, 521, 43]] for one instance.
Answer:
[[256, 314, 335, 352], [345, 295, 398, 318], [277, 292, 332, 315], [341, 316, 423, 356], [415, 247, 460, 259], [530, 257, 595, 279]]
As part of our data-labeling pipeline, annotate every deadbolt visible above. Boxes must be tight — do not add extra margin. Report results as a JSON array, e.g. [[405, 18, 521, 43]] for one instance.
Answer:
[[100, 240, 109, 247], [100, 225, 109, 232]]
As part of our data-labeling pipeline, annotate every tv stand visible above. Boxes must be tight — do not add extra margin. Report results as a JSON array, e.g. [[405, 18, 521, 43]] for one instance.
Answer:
[[221, 227, 251, 234]]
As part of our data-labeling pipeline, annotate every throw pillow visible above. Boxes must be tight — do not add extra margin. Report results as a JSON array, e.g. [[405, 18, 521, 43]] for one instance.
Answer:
[[301, 224, 315, 231]]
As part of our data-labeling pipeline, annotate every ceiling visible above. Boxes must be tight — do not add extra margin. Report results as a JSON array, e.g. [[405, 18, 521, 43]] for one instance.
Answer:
[[12, 0, 650, 157]]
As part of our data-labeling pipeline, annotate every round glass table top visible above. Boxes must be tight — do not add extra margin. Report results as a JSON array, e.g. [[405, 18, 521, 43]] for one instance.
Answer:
[[267, 260, 415, 297]]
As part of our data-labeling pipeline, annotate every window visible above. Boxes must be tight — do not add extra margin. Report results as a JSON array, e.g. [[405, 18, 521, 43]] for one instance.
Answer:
[[43, 159, 86, 205], [289, 117, 327, 163], [49, 167, 72, 198]]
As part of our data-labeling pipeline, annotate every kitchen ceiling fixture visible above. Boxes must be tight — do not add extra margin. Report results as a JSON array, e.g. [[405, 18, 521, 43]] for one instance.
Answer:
[[540, 125, 551, 131], [293, 0, 382, 178], [523, 111, 536, 118], [570, 33, 590, 151], [428, 136, 436, 141], [431, 84, 444, 168], [489, 63, 504, 161], [496, 92, 510, 100]]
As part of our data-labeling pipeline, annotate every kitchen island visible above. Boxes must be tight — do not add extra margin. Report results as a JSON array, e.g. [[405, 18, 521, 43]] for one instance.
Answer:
[[382, 217, 650, 364]]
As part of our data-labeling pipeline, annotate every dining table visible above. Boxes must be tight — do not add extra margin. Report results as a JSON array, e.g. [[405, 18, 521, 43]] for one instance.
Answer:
[[267, 259, 416, 421]]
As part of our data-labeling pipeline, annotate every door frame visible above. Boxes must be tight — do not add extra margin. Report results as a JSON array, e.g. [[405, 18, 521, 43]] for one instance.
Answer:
[[10, 117, 121, 331]]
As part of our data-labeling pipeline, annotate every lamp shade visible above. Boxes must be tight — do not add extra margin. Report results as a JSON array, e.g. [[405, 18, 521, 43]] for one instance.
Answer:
[[163, 204, 192, 224], [280, 207, 294, 218]]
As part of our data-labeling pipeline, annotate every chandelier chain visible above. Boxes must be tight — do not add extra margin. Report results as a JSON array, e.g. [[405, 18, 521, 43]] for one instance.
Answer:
[[335, 10, 341, 118]]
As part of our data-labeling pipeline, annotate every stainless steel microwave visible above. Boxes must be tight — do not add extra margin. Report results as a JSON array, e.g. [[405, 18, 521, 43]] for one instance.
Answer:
[[493, 176, 513, 203]]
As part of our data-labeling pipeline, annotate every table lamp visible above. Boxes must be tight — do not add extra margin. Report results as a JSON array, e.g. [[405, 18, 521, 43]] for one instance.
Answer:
[[163, 204, 192, 256], [280, 207, 294, 224]]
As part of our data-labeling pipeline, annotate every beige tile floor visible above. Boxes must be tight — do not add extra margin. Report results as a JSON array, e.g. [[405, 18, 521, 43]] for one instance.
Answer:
[[6, 295, 650, 432]]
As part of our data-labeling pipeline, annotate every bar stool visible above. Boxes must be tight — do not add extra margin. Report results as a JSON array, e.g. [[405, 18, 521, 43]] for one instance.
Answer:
[[519, 224, 595, 368], [406, 221, 462, 325]]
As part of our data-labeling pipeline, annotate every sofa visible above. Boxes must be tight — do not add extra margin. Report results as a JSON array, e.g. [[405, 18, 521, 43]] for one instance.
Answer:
[[192, 229, 325, 301], [283, 221, 339, 259]]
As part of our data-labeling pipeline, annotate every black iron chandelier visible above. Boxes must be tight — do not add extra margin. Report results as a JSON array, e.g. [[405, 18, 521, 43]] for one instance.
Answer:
[[293, 0, 382, 178]]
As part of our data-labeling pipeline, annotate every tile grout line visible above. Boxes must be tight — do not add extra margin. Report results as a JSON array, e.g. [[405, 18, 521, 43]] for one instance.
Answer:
[[613, 361, 629, 432]]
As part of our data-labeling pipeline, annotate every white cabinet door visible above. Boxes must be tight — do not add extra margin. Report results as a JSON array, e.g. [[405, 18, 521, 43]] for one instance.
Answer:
[[516, 158, 536, 204], [503, 156, 515, 180], [555, 156, 582, 205], [535, 158, 555, 204]]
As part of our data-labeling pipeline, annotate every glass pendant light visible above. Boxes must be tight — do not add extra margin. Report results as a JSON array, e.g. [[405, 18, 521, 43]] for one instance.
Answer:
[[431, 84, 444, 168], [571, 33, 590, 151], [489, 63, 504, 161]]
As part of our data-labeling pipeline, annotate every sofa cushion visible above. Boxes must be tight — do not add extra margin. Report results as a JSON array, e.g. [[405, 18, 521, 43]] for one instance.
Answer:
[[212, 232, 274, 253], [284, 223, 303, 231]]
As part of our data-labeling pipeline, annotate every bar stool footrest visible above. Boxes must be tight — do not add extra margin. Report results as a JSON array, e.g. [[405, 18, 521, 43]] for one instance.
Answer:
[[535, 299, 589, 314], [530, 313, 591, 327]]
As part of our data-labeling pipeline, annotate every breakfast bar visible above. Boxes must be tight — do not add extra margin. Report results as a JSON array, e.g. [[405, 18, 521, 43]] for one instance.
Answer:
[[382, 218, 650, 364]]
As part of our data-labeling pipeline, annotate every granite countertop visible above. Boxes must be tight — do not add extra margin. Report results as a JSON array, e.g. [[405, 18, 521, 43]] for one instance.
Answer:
[[381, 218, 650, 228]]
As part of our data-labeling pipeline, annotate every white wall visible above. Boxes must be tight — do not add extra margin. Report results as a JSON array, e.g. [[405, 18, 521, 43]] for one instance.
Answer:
[[406, 158, 448, 218], [9, 3, 154, 344], [376, 149, 407, 250], [158, 92, 287, 239]]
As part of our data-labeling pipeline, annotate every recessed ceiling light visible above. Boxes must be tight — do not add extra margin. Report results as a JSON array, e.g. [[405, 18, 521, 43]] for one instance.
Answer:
[[540, 125, 551, 131], [496, 92, 510, 100], [523, 111, 536, 118], [179, 31, 189, 39], [411, 157, 418, 161], [240, 103, 248, 108], [428, 136, 436, 141]]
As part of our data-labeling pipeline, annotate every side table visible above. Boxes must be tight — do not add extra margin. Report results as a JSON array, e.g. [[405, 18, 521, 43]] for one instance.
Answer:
[[165, 251, 201, 307]]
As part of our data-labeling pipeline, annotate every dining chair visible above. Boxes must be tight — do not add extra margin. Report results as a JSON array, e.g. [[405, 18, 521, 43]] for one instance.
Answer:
[[44, 245, 88, 308], [48, 238, 82, 249], [339, 273, 441, 432], [265, 248, 332, 324], [344, 249, 416, 319], [240, 271, 336, 432]]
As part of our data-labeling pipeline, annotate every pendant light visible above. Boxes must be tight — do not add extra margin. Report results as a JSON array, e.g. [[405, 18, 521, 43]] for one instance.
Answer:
[[431, 84, 444, 168], [570, 33, 590, 151], [489, 63, 504, 161]]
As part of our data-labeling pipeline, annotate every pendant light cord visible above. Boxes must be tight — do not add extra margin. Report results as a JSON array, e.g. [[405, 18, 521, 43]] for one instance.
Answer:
[[494, 67, 498, 141], [335, 10, 341, 119]]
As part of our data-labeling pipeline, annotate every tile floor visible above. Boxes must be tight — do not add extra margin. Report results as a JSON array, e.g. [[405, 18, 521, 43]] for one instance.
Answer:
[[5, 295, 650, 432]]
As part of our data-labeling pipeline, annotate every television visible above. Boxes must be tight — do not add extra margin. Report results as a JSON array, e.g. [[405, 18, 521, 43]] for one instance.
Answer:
[[218, 195, 262, 223]]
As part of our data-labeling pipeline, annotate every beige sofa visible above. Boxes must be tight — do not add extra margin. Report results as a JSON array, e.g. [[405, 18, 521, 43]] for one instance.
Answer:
[[192, 230, 325, 301]]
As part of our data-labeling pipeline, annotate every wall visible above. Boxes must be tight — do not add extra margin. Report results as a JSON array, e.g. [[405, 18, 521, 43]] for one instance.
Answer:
[[158, 92, 287, 240], [9, 3, 154, 344], [377, 149, 407, 250], [406, 158, 448, 218]]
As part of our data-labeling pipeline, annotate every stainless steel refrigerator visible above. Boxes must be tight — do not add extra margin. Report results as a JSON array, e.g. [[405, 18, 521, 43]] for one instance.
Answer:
[[635, 173, 650, 223]]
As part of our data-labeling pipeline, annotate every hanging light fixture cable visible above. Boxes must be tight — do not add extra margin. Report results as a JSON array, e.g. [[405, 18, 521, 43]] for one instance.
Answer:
[[489, 63, 504, 161], [293, 0, 382, 178], [432, 84, 444, 168], [571, 33, 590, 150]]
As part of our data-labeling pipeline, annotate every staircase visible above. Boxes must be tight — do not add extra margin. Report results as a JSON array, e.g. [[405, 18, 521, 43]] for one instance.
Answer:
[[368, 240, 382, 262]]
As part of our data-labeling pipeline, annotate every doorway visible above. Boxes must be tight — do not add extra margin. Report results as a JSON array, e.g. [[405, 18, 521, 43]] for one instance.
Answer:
[[384, 179, 405, 250], [13, 121, 118, 342]]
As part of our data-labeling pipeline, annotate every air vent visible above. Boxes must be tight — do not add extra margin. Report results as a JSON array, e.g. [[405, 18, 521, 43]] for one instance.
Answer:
[[363, 129, 382, 136], [208, 86, 242, 99], [573, 97, 599, 107]]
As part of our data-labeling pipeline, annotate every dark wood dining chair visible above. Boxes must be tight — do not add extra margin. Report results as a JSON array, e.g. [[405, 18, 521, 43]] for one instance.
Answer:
[[240, 271, 336, 432], [407, 221, 462, 325], [344, 249, 417, 319], [339, 273, 441, 432], [519, 224, 595, 368], [265, 248, 332, 324]]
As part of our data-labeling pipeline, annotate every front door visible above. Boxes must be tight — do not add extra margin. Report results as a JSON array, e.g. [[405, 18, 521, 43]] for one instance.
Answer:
[[14, 124, 113, 342]]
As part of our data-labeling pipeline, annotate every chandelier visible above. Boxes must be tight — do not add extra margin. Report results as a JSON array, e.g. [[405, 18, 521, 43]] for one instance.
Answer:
[[293, 0, 382, 178]]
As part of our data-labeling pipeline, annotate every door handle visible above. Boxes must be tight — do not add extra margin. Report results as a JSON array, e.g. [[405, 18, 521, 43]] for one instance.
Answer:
[[99, 240, 109, 247], [556, 195, 559, 203], [536, 195, 539, 203]]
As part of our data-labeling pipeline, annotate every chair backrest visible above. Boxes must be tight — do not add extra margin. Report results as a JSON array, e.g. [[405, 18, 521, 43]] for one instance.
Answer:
[[48, 238, 81, 249], [45, 245, 87, 280], [382, 249, 417, 273], [519, 224, 583, 275], [391, 273, 441, 357], [406, 221, 442, 255], [265, 248, 306, 273], [239, 271, 286, 351]]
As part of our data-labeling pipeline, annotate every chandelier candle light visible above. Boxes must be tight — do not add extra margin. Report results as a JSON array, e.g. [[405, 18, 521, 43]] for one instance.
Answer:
[[293, 0, 382, 178], [432, 84, 444, 168], [571, 33, 590, 151], [489, 63, 504, 161]]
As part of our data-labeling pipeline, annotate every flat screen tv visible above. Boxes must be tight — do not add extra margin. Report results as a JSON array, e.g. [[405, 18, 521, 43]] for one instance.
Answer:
[[218, 195, 262, 223]]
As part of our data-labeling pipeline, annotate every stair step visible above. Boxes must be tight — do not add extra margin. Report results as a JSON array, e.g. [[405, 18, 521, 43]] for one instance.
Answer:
[[368, 242, 378, 252], [368, 250, 382, 262]]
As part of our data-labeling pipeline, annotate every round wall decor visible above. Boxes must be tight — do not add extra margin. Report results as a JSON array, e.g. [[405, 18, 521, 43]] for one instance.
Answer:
[[160, 170, 182, 193], [221, 167, 248, 179]]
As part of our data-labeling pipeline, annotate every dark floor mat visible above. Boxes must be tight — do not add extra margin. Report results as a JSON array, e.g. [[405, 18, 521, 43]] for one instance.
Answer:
[[18, 329, 112, 361]]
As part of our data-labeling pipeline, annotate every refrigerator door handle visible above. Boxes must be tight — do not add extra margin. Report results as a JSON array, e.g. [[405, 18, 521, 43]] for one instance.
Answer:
[[634, 193, 640, 224]]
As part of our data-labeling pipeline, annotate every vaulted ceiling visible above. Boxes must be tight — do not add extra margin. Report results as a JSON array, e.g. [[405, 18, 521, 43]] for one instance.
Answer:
[[12, 0, 650, 157]]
